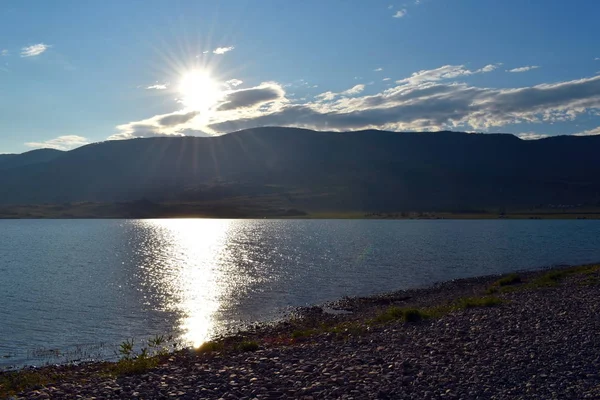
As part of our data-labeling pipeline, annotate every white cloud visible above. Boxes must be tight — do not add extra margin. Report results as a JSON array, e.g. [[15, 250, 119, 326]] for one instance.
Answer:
[[213, 46, 235, 55], [382, 77, 391, 81], [477, 64, 500, 73], [396, 64, 499, 85], [393, 9, 407, 18], [508, 65, 540, 73], [146, 83, 168, 90], [25, 135, 89, 150], [374, 67, 383, 72], [225, 79, 244, 87], [342, 84, 365, 96], [573, 126, 600, 136], [315, 91, 337, 101], [388, 4, 393, 9], [20, 43, 51, 57], [516, 132, 549, 140], [112, 82, 288, 139], [112, 64, 600, 140], [217, 82, 286, 111], [315, 84, 365, 102], [1, 50, 8, 56]]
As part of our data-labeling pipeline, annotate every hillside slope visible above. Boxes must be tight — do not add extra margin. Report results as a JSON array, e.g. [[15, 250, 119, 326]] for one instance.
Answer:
[[1, 128, 599, 212]]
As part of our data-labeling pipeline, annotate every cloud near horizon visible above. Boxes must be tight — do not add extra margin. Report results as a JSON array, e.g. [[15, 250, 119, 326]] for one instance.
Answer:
[[25, 135, 89, 150], [573, 126, 600, 136], [110, 63, 600, 140], [20, 43, 51, 57], [516, 132, 550, 140]]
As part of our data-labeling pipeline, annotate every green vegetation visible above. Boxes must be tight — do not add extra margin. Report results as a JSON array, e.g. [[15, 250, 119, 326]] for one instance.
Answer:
[[237, 341, 259, 352], [196, 341, 225, 353], [373, 296, 503, 325], [496, 273, 522, 286], [486, 274, 522, 293], [105, 335, 173, 377], [291, 329, 318, 339], [452, 296, 503, 309], [374, 307, 430, 324], [532, 265, 600, 287], [0, 369, 63, 398]]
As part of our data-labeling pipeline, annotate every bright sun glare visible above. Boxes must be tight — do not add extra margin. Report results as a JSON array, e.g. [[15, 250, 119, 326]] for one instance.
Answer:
[[178, 69, 222, 111]]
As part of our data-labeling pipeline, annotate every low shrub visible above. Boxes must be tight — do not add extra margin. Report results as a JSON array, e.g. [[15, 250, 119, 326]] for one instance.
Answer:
[[454, 296, 503, 309], [237, 341, 259, 352], [374, 307, 429, 324]]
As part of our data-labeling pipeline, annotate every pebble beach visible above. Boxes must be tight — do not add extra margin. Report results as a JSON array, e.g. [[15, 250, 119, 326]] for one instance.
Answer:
[[3, 264, 600, 399]]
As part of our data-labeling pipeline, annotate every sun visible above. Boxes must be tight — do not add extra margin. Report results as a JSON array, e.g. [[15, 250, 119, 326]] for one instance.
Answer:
[[178, 69, 222, 111]]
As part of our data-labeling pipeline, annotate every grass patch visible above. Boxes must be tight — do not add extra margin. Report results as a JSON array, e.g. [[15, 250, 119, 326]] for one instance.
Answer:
[[291, 329, 319, 340], [533, 270, 570, 287], [453, 296, 503, 309], [196, 341, 224, 353], [533, 265, 600, 287], [0, 370, 62, 398], [237, 341, 259, 352], [495, 273, 522, 287], [374, 307, 429, 324], [486, 273, 522, 294], [107, 356, 159, 376]]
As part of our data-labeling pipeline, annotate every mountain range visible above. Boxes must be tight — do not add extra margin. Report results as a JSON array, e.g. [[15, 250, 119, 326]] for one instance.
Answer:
[[1, 127, 600, 217]]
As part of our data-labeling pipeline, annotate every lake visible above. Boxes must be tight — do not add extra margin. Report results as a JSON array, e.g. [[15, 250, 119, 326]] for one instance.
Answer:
[[1, 219, 600, 368]]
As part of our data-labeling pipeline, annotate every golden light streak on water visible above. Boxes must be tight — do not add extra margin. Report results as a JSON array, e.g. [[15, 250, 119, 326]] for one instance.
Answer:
[[136, 219, 232, 348]]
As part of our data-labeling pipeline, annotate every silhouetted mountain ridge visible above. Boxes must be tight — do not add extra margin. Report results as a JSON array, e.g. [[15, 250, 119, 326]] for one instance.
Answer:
[[1, 127, 599, 212], [0, 148, 64, 171]]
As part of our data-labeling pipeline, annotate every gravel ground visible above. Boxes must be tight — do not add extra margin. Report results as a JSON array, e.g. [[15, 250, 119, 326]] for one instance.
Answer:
[[5, 265, 600, 399]]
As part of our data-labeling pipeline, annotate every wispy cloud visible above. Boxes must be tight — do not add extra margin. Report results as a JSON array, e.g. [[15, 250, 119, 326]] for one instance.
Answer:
[[315, 84, 366, 102], [146, 83, 168, 90], [213, 46, 235, 55], [374, 67, 383, 72], [225, 79, 244, 87], [383, 77, 391, 81], [396, 64, 499, 85], [20, 43, 51, 57], [508, 65, 540, 73], [393, 9, 407, 18], [25, 135, 89, 150], [478, 64, 500, 73], [1, 50, 8, 56], [342, 84, 365, 96]]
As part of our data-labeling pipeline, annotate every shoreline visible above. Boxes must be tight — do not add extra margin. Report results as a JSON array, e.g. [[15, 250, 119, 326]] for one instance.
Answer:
[[2, 263, 600, 398]]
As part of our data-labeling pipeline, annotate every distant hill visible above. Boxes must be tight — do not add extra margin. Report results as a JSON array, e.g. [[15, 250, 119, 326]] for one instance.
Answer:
[[1, 128, 599, 214], [0, 148, 64, 171]]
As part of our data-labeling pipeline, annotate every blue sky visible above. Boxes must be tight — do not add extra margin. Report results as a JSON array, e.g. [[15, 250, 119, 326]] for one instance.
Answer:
[[1, 0, 600, 153]]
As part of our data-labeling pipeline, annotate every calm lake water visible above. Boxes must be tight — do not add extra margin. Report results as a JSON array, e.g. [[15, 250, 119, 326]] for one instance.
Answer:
[[1, 219, 600, 367]]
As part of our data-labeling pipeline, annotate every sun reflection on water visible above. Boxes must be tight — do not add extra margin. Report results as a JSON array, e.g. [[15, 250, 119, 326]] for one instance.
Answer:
[[135, 219, 232, 347]]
